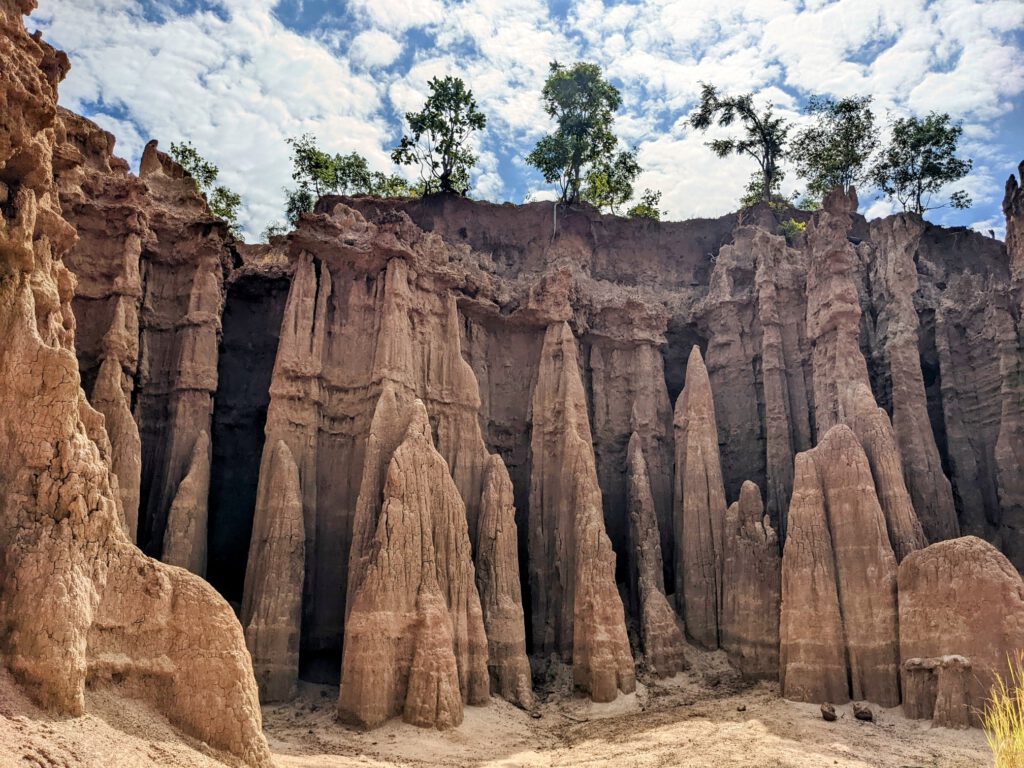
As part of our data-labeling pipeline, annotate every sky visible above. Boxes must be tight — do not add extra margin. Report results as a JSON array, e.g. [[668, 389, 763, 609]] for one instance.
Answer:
[[28, 0, 1024, 242]]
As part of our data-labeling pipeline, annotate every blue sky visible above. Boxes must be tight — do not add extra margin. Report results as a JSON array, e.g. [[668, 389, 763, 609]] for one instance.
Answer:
[[29, 0, 1024, 241]]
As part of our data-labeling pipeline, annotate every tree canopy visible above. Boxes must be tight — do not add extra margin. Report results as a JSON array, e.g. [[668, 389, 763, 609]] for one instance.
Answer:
[[527, 61, 628, 205], [169, 141, 242, 237], [791, 95, 878, 199], [627, 189, 663, 220], [870, 112, 973, 213], [391, 76, 486, 195], [689, 83, 790, 206], [582, 147, 641, 214], [280, 134, 416, 225]]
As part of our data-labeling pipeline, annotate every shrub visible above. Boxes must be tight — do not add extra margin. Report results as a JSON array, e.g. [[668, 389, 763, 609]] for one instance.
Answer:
[[780, 218, 806, 243]]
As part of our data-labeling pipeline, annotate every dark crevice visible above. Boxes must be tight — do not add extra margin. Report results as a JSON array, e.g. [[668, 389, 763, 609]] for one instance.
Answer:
[[206, 273, 290, 606], [918, 309, 952, 480], [662, 318, 709, 407]]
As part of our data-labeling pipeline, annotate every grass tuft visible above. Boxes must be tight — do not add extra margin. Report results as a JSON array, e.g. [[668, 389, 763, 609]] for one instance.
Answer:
[[984, 650, 1024, 768]]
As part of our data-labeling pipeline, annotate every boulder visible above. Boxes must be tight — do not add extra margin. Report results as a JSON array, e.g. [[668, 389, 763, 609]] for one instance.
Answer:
[[898, 536, 1024, 726]]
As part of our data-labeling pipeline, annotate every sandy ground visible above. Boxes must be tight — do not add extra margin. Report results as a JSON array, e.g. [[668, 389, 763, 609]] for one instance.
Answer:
[[0, 655, 992, 768]]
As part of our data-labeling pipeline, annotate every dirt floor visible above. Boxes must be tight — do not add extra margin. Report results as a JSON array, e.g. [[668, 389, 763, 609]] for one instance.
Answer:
[[0, 653, 993, 768]]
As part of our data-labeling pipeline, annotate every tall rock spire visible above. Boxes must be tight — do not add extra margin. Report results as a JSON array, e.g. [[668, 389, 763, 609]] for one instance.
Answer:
[[673, 345, 727, 649], [529, 321, 635, 701], [242, 440, 305, 703], [338, 400, 489, 728], [780, 424, 900, 706], [627, 433, 687, 677]]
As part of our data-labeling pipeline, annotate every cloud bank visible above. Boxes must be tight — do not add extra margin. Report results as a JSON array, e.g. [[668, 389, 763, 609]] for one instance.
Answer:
[[30, 0, 1024, 240]]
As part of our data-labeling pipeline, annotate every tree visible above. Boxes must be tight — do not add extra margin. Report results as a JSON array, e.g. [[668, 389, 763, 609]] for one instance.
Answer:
[[791, 95, 878, 200], [738, 176, 796, 210], [285, 133, 337, 206], [282, 134, 414, 223], [870, 112, 973, 213], [582, 147, 640, 214], [208, 186, 241, 232], [169, 141, 243, 237], [169, 141, 218, 188], [260, 222, 289, 242], [392, 76, 486, 195], [689, 83, 790, 206], [527, 61, 624, 204], [284, 187, 316, 225], [627, 189, 663, 220]]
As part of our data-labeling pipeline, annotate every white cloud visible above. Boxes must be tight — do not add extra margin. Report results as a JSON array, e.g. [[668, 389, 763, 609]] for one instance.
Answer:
[[970, 215, 1007, 241], [31, 0, 393, 239], [348, 29, 404, 68], [346, 0, 445, 32], [27, 0, 1024, 237]]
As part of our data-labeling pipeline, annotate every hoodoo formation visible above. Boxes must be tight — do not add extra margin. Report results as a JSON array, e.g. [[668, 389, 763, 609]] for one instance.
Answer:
[[3, 3, 1024, 765]]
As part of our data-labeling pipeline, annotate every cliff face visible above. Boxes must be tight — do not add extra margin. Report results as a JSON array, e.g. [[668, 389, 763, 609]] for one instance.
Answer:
[[0, 4, 269, 765], [5, 0, 1024, 739], [48, 160, 1024, 714], [55, 107, 236, 573]]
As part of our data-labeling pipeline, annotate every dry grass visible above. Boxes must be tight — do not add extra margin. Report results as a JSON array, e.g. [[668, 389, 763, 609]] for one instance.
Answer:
[[984, 651, 1024, 767]]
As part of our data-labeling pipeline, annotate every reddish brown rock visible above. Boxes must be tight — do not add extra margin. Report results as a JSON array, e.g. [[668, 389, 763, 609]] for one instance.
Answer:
[[721, 481, 780, 679], [90, 353, 142, 539], [898, 536, 1024, 726], [338, 401, 489, 729], [673, 345, 726, 649], [241, 440, 305, 703], [750, 230, 814, 538], [54, 110, 146, 542], [0, 8, 269, 764], [626, 433, 687, 677], [476, 454, 534, 707], [403, 575, 465, 729], [903, 656, 972, 729], [780, 425, 900, 707], [529, 321, 634, 701], [347, 381, 413, 619], [161, 430, 210, 575], [591, 341, 675, 587], [997, 163, 1024, 567], [258, 207, 495, 677], [934, 274, 1021, 554], [844, 382, 928, 561], [779, 453, 848, 704], [804, 188, 926, 562], [53, 106, 232, 562], [867, 216, 958, 543]]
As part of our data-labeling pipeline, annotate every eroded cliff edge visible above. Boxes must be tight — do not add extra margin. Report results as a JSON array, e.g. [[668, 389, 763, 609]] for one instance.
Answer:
[[52, 109, 1024, 695], [5, 0, 1024, 745], [0, 3, 270, 764]]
